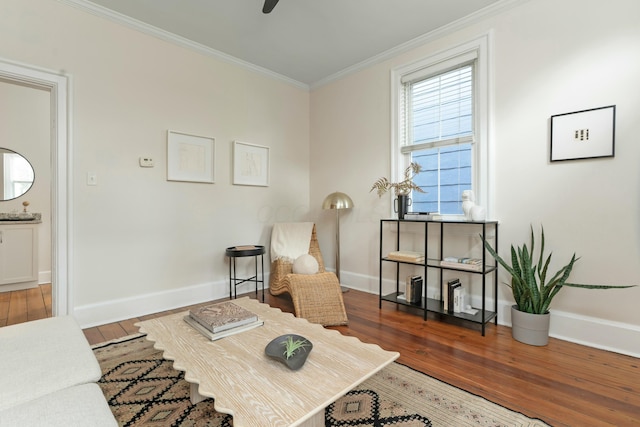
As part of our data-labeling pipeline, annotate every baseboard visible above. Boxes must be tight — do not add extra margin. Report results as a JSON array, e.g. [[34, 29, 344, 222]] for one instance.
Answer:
[[340, 270, 640, 358], [39, 270, 52, 284], [0, 280, 38, 292], [546, 309, 640, 358], [74, 269, 640, 358], [74, 278, 263, 328]]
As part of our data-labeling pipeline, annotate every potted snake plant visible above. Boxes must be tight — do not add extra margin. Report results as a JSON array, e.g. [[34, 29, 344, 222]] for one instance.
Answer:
[[483, 225, 635, 346]]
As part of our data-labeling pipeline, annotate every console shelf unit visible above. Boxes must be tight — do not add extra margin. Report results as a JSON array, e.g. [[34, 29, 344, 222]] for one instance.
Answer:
[[378, 218, 499, 336]]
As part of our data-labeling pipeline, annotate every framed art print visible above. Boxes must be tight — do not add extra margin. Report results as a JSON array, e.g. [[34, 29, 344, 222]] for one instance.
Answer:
[[167, 130, 215, 183], [550, 105, 615, 162], [233, 141, 269, 186]]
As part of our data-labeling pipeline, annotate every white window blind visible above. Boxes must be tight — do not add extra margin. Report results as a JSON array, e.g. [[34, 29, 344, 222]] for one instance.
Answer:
[[399, 60, 476, 214], [401, 63, 474, 155]]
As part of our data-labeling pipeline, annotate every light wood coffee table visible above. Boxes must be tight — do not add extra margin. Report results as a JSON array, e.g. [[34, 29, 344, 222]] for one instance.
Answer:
[[137, 297, 398, 427]]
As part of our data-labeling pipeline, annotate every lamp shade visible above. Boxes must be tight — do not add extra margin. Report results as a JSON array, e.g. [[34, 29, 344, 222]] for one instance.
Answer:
[[322, 192, 354, 210]]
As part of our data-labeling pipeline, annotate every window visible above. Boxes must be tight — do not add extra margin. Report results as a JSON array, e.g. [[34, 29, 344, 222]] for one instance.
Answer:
[[392, 35, 489, 216]]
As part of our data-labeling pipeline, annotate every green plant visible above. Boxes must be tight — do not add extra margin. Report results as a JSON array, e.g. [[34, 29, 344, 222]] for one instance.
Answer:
[[281, 336, 310, 359], [482, 225, 635, 314], [370, 162, 426, 197]]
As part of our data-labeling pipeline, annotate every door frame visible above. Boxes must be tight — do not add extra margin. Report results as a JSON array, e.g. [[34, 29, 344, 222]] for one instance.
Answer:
[[0, 57, 71, 316]]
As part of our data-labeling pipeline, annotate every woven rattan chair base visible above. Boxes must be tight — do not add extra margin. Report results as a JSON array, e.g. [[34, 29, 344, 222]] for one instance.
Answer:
[[269, 224, 348, 326]]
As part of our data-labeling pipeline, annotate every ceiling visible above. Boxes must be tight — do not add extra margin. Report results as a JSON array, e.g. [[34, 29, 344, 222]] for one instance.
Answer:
[[72, 0, 505, 88]]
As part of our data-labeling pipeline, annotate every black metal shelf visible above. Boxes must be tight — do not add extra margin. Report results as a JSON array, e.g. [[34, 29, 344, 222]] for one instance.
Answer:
[[381, 292, 497, 324], [381, 257, 498, 274], [378, 218, 499, 336]]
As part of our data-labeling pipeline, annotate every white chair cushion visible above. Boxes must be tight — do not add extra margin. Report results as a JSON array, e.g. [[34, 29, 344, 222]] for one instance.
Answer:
[[292, 254, 319, 275], [0, 316, 101, 410]]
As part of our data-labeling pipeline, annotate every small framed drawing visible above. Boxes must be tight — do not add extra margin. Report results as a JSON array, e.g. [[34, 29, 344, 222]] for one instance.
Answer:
[[550, 105, 615, 162], [233, 141, 270, 186], [167, 130, 215, 183]]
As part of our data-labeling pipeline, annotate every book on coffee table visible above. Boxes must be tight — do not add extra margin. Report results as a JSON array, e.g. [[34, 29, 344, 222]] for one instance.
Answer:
[[184, 315, 263, 341], [189, 301, 259, 333]]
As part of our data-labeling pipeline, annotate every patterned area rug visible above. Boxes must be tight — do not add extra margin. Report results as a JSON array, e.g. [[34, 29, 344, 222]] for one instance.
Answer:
[[93, 335, 549, 427]]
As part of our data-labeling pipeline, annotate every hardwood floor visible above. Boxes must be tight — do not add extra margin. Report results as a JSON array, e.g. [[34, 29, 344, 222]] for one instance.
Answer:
[[0, 283, 51, 326], [2, 285, 638, 426]]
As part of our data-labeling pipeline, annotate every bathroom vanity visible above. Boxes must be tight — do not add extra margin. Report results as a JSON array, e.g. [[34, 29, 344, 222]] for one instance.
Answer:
[[0, 214, 41, 291]]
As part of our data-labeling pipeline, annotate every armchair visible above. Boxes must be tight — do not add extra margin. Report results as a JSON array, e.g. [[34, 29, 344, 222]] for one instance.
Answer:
[[269, 223, 348, 326]]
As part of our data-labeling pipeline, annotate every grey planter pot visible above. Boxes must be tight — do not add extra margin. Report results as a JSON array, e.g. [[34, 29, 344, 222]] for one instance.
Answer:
[[511, 305, 550, 346]]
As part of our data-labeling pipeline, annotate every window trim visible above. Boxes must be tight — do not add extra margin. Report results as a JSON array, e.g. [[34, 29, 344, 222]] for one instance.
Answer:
[[390, 33, 492, 218]]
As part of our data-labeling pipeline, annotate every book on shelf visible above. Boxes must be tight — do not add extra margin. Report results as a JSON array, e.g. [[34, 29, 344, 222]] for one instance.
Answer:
[[403, 212, 444, 221], [453, 286, 465, 313], [189, 301, 259, 333], [440, 256, 483, 271], [405, 275, 423, 304], [387, 250, 425, 263], [446, 278, 461, 313], [232, 245, 257, 250], [184, 315, 263, 341]]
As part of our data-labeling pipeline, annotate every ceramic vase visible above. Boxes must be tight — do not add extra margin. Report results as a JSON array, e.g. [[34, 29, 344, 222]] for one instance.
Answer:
[[395, 194, 411, 219]]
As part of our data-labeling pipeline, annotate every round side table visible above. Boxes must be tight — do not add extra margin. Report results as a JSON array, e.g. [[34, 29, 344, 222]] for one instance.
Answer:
[[225, 245, 265, 301]]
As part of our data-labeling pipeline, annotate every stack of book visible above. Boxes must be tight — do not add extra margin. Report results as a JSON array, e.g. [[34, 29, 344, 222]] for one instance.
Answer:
[[406, 275, 423, 304], [387, 250, 425, 263], [440, 256, 483, 271], [403, 212, 444, 221], [184, 301, 263, 341], [443, 278, 465, 313]]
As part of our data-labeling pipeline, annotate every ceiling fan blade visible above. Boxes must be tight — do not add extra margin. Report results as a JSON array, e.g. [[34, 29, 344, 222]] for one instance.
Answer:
[[262, 0, 279, 14]]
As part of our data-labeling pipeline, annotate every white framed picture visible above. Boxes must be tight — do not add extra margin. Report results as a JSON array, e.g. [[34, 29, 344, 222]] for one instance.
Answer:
[[167, 130, 215, 183], [233, 141, 269, 187], [550, 105, 615, 162]]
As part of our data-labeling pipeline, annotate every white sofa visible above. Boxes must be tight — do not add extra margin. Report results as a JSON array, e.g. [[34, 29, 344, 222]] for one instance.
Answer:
[[0, 316, 117, 426]]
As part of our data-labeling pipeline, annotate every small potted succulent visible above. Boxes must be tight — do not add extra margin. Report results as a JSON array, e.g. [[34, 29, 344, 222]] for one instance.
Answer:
[[483, 225, 635, 346], [265, 334, 313, 370], [370, 162, 425, 219]]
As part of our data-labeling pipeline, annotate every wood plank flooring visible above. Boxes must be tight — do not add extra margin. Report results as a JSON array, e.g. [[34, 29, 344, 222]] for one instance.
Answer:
[[2, 285, 638, 426], [0, 283, 51, 326]]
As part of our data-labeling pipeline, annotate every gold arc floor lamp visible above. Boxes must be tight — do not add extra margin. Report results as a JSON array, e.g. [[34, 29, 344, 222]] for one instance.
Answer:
[[322, 191, 354, 292]]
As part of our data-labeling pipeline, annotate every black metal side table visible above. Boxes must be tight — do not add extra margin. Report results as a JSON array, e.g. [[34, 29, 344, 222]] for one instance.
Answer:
[[225, 245, 265, 301]]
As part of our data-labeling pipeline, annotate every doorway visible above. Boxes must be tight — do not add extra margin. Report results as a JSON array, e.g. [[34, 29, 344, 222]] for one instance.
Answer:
[[0, 58, 70, 318]]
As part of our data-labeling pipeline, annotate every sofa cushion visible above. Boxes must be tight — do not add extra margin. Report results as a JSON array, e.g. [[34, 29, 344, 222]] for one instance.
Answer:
[[0, 316, 101, 410], [0, 383, 117, 427]]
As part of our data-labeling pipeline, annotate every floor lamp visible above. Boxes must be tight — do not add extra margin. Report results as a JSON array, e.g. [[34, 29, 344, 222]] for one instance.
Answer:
[[322, 191, 353, 292]]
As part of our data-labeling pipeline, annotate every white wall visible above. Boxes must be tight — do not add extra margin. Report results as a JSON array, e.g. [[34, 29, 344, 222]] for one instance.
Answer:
[[0, 0, 311, 324], [311, 0, 640, 356]]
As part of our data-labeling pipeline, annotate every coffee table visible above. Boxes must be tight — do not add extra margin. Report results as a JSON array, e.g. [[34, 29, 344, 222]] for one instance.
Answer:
[[136, 297, 398, 427]]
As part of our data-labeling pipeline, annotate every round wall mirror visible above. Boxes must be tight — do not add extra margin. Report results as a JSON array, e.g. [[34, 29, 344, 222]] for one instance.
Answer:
[[0, 148, 35, 201]]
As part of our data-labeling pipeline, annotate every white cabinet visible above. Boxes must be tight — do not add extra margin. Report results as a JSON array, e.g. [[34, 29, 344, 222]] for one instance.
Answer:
[[0, 223, 38, 288]]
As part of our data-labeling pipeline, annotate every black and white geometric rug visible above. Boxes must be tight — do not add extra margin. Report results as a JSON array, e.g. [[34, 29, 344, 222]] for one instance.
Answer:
[[93, 335, 548, 426]]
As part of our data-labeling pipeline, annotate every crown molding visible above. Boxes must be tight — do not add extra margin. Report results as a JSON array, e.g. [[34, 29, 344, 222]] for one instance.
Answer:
[[59, 0, 529, 92], [310, 0, 530, 90], [58, 0, 310, 91]]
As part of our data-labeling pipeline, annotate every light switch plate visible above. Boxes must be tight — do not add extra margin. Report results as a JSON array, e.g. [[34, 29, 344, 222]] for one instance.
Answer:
[[87, 172, 97, 186]]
